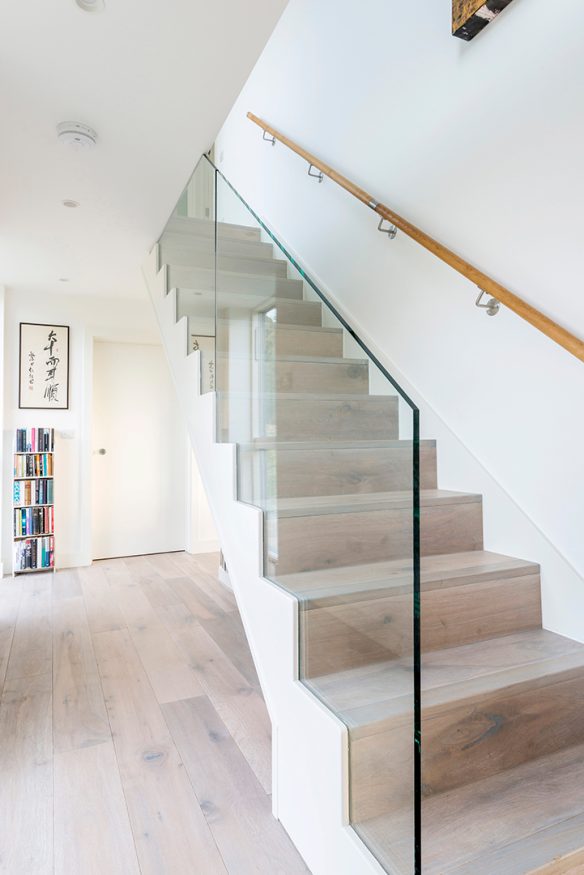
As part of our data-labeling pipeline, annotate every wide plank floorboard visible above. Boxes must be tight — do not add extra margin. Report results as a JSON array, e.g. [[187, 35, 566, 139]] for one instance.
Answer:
[[78, 565, 125, 634], [0, 578, 22, 693], [54, 741, 140, 875], [5, 573, 52, 681], [201, 611, 262, 691], [52, 594, 110, 752], [106, 572, 204, 704], [93, 625, 228, 874], [0, 672, 53, 874], [159, 601, 272, 792], [163, 695, 309, 874], [0, 552, 309, 873], [170, 551, 238, 613]]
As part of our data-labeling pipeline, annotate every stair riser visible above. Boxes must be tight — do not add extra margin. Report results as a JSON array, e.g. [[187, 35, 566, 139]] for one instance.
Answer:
[[238, 444, 437, 502], [423, 668, 584, 796], [168, 266, 303, 300], [165, 218, 261, 242], [270, 300, 322, 326], [270, 397, 399, 442], [179, 295, 314, 329], [268, 500, 483, 575], [265, 360, 369, 395], [266, 325, 344, 358], [160, 237, 274, 263], [351, 665, 584, 822], [162, 249, 288, 278], [300, 573, 542, 677], [219, 397, 399, 443]]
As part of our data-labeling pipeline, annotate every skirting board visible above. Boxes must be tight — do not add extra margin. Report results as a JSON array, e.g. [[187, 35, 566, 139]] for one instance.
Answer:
[[186, 539, 220, 556], [56, 553, 91, 570]]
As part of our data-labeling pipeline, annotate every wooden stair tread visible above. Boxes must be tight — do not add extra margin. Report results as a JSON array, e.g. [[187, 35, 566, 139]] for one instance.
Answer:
[[355, 743, 584, 874], [172, 286, 305, 311], [242, 438, 434, 451], [160, 235, 274, 258], [161, 248, 288, 275], [217, 353, 368, 366], [263, 489, 481, 517], [266, 354, 368, 365], [165, 216, 261, 238], [168, 267, 303, 297], [266, 323, 342, 334], [173, 284, 301, 297], [180, 266, 292, 281], [277, 550, 539, 601], [218, 390, 395, 401], [306, 629, 584, 732]]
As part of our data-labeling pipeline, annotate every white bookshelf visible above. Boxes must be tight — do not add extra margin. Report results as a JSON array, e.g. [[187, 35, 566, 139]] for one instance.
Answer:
[[13, 428, 55, 574]]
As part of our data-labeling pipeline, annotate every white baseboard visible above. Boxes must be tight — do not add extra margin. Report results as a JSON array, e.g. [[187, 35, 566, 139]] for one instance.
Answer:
[[186, 539, 220, 556], [56, 553, 92, 570], [217, 563, 232, 590]]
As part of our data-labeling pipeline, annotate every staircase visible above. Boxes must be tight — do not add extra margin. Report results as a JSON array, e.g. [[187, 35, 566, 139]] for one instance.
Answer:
[[144, 161, 584, 875]]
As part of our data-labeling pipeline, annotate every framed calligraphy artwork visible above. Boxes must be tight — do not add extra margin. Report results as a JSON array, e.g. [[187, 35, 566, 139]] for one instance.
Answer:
[[19, 323, 70, 410]]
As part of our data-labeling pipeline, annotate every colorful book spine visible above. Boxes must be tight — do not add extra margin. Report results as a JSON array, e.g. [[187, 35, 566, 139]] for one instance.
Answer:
[[13, 536, 54, 571], [13, 428, 55, 573], [15, 428, 54, 454]]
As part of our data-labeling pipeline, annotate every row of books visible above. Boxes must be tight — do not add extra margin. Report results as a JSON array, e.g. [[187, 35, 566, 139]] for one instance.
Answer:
[[13, 479, 54, 507], [14, 536, 55, 572], [13, 453, 54, 478], [15, 427, 54, 454], [14, 506, 54, 538]]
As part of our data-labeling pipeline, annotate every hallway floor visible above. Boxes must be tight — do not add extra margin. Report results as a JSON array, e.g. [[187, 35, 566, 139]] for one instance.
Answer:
[[0, 551, 310, 874]]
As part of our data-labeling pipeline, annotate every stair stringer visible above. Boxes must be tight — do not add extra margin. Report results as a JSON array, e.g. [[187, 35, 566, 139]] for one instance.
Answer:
[[142, 244, 386, 875]]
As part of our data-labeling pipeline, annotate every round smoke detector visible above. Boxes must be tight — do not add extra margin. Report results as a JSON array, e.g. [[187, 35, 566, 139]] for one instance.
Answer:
[[75, 0, 105, 12], [57, 121, 98, 150]]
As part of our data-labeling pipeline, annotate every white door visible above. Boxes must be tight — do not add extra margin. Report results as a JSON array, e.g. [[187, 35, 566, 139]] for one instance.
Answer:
[[91, 341, 186, 560]]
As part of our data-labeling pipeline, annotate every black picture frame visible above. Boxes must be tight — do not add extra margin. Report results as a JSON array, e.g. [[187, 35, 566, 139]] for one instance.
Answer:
[[18, 322, 70, 410]]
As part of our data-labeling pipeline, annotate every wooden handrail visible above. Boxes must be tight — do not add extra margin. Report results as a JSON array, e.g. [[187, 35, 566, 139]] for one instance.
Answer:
[[247, 112, 584, 364]]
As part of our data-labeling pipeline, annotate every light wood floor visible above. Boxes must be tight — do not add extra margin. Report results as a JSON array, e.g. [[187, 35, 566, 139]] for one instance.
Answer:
[[0, 551, 310, 875]]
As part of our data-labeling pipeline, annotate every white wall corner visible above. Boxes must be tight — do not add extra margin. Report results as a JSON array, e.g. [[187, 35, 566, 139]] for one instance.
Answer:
[[185, 436, 219, 557], [56, 553, 92, 570], [0, 285, 5, 579], [187, 538, 221, 556]]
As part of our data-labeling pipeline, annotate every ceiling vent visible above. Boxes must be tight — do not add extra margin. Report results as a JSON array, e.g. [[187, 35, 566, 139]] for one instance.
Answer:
[[75, 0, 105, 12], [57, 121, 98, 151]]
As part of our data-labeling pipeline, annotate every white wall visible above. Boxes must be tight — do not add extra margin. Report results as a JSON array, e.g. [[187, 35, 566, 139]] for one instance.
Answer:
[[214, 0, 584, 637], [2, 288, 216, 572], [0, 287, 4, 576], [187, 446, 220, 555]]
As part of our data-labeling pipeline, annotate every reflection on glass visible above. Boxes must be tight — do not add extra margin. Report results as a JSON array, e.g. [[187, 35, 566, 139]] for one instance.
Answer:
[[213, 165, 420, 874]]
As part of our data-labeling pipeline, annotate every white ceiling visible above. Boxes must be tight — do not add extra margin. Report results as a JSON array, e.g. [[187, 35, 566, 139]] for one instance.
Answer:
[[0, 0, 286, 299]]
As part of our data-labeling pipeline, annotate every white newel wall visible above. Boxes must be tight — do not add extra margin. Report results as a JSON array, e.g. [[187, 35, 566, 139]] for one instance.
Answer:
[[213, 0, 584, 640]]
